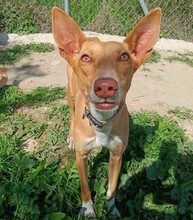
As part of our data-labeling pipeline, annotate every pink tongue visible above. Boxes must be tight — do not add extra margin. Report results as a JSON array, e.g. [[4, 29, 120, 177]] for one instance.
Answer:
[[95, 103, 116, 110]]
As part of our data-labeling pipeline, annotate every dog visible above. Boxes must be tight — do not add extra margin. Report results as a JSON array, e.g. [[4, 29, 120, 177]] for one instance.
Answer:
[[52, 7, 161, 218], [0, 68, 8, 88]]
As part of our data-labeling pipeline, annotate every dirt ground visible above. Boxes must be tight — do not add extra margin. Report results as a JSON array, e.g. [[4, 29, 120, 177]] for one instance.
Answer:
[[1, 33, 193, 140]]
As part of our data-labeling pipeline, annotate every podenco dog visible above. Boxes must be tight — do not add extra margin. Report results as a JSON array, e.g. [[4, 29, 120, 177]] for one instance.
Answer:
[[52, 7, 161, 218]]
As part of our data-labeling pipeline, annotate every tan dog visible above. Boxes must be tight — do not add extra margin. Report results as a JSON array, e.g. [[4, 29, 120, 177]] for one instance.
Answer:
[[52, 7, 161, 218], [0, 68, 8, 88]]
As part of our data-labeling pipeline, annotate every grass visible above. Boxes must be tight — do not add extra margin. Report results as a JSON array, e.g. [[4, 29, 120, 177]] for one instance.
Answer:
[[0, 86, 193, 219], [145, 50, 161, 64], [166, 53, 193, 68], [0, 86, 65, 122], [0, 43, 54, 65], [168, 107, 193, 120], [142, 50, 161, 71]]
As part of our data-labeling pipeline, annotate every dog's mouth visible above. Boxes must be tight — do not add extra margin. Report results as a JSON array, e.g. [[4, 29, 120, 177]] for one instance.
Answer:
[[95, 102, 117, 111]]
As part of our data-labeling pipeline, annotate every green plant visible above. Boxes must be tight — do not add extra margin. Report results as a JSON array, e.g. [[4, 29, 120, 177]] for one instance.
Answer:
[[0, 86, 77, 219], [117, 112, 193, 219], [0, 43, 54, 64], [166, 53, 193, 68], [168, 107, 193, 120], [145, 50, 161, 64]]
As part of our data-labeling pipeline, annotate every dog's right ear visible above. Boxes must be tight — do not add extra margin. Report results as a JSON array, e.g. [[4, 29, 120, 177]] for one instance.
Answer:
[[52, 7, 86, 62], [123, 7, 162, 69]]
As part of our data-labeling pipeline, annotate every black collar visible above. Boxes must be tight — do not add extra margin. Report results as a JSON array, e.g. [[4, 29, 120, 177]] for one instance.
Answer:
[[82, 105, 124, 129]]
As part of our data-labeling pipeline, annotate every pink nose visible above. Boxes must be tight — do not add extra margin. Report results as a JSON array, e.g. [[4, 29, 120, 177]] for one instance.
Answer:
[[94, 78, 118, 98]]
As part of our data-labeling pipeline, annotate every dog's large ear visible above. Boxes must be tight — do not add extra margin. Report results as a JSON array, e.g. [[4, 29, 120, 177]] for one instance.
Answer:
[[124, 8, 162, 68], [52, 7, 86, 62]]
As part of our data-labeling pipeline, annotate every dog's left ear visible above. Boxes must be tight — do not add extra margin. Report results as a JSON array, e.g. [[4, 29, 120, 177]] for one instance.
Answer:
[[124, 7, 162, 68]]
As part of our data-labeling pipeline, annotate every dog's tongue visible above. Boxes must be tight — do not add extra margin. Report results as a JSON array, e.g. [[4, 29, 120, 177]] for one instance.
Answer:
[[95, 102, 116, 110]]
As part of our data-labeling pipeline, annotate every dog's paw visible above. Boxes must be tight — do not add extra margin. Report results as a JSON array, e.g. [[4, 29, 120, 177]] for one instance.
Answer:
[[79, 200, 96, 218], [67, 135, 74, 150]]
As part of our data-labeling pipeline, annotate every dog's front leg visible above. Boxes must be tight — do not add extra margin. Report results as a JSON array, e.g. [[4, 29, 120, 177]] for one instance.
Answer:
[[76, 152, 96, 218], [106, 149, 124, 218], [66, 86, 75, 150]]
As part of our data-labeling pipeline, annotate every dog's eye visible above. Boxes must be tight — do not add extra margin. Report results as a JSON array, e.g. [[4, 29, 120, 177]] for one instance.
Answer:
[[81, 54, 92, 62], [120, 53, 129, 61]]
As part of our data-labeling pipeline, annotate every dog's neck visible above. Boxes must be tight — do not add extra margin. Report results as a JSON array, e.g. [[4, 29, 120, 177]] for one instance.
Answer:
[[83, 103, 123, 129]]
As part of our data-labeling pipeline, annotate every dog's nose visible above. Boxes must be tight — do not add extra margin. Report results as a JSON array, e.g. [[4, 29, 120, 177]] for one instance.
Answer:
[[94, 78, 118, 98]]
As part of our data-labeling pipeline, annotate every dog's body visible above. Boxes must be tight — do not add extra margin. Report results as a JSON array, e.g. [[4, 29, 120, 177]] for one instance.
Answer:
[[52, 7, 161, 217], [0, 68, 8, 88]]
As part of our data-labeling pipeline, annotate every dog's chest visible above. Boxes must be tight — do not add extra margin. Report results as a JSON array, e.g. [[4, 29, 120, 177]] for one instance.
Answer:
[[85, 124, 122, 150]]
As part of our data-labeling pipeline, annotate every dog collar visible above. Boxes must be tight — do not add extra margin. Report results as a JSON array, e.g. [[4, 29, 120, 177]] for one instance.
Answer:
[[82, 105, 124, 129]]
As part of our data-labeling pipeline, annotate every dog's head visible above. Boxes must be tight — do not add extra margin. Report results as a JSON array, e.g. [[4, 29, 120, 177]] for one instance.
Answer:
[[52, 7, 161, 112]]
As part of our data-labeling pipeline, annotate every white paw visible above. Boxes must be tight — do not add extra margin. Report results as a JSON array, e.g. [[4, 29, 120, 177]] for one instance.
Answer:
[[67, 135, 74, 150], [79, 200, 96, 218]]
